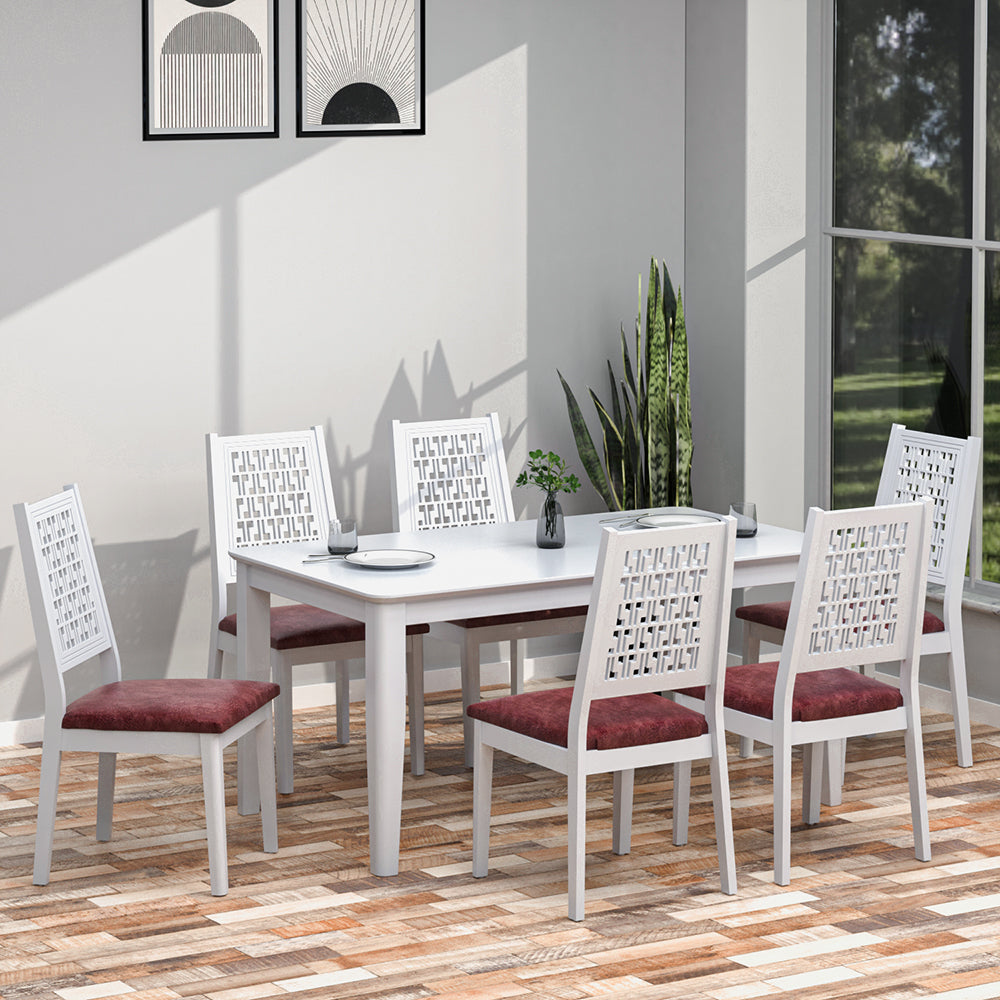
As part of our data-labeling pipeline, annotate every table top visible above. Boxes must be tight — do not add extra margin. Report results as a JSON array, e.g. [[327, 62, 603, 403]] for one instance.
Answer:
[[231, 510, 805, 604]]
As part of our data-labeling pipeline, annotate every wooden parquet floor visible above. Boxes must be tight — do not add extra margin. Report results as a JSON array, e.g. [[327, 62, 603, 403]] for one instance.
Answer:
[[2, 681, 1000, 1000]]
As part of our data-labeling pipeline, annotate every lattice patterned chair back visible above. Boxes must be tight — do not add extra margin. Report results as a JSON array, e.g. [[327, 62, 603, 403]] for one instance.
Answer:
[[207, 426, 336, 623], [570, 517, 735, 741], [877, 423, 980, 591], [779, 501, 932, 687], [391, 414, 515, 531], [15, 484, 121, 713]]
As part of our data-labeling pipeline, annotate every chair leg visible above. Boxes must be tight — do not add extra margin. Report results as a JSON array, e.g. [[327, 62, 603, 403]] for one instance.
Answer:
[[254, 715, 278, 855], [335, 662, 351, 745], [904, 715, 932, 863], [273, 662, 294, 796], [209, 646, 225, 680], [406, 637, 425, 777], [471, 727, 494, 877], [802, 743, 822, 825], [567, 766, 587, 921], [709, 736, 737, 895], [460, 634, 482, 768], [820, 739, 845, 807], [612, 769, 634, 855], [96, 752, 116, 842], [947, 645, 974, 768], [32, 743, 62, 886], [773, 741, 793, 886], [200, 734, 229, 896], [738, 627, 761, 759], [742, 623, 762, 666], [510, 638, 524, 696], [673, 760, 692, 847]]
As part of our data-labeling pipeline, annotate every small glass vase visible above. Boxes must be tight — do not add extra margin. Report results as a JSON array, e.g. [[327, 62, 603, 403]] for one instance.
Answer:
[[536, 491, 565, 548]]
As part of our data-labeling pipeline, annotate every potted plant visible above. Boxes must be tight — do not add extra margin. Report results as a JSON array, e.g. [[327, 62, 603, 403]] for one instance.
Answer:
[[559, 257, 692, 511], [515, 449, 581, 548]]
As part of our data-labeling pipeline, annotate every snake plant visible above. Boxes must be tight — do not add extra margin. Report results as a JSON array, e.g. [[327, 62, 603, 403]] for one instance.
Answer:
[[559, 258, 692, 511]]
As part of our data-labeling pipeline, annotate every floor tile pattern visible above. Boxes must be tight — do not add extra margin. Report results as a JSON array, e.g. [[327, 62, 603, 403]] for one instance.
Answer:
[[1, 683, 999, 999]]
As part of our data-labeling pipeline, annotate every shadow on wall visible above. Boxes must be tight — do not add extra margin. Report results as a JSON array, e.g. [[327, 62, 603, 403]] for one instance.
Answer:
[[323, 340, 528, 528], [98, 531, 202, 679], [2, 533, 202, 723]]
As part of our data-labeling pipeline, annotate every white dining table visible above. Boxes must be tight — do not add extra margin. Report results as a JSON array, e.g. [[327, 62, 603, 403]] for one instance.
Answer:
[[232, 510, 804, 876]]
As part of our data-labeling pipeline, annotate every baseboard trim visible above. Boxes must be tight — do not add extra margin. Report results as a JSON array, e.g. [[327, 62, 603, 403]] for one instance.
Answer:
[[3, 653, 998, 747]]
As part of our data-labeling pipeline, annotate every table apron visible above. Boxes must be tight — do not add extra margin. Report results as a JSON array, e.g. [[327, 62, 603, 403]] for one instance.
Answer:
[[241, 564, 593, 627], [733, 559, 798, 589]]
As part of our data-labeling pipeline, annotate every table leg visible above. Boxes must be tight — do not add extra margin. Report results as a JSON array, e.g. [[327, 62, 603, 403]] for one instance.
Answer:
[[365, 601, 407, 876], [236, 568, 271, 815]]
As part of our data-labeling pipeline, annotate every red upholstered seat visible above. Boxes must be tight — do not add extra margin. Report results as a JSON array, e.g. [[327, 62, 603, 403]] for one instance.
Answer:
[[467, 687, 708, 750], [63, 679, 281, 735], [448, 605, 590, 630], [735, 600, 945, 635], [219, 605, 430, 650], [680, 663, 903, 722]]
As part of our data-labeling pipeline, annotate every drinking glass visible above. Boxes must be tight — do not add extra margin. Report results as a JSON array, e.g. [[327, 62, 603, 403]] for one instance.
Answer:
[[729, 502, 758, 538], [328, 517, 358, 555]]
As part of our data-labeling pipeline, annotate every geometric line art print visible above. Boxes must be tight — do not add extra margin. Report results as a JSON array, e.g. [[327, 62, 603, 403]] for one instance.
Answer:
[[297, 0, 425, 136], [143, 0, 278, 140]]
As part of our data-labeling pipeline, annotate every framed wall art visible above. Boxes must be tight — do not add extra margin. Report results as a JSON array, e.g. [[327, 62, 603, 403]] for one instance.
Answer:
[[296, 0, 425, 137], [142, 0, 279, 140]]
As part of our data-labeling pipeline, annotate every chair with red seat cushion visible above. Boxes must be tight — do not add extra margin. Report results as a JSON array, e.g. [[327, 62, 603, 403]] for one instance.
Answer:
[[468, 517, 738, 920], [207, 427, 428, 792], [15, 485, 279, 896], [736, 424, 980, 770], [392, 415, 589, 766], [677, 500, 934, 886]]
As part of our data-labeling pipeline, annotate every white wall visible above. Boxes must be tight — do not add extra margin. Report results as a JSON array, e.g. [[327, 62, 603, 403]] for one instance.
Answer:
[[745, 0, 809, 531], [0, 0, 686, 734]]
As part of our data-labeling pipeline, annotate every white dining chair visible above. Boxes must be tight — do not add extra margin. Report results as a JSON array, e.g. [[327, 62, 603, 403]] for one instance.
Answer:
[[207, 426, 428, 790], [468, 517, 738, 920], [678, 500, 934, 885], [15, 485, 279, 896], [736, 423, 980, 772], [391, 414, 589, 765]]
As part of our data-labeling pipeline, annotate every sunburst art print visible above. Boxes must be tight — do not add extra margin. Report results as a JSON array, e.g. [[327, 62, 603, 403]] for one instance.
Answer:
[[142, 0, 278, 139], [297, 0, 424, 136]]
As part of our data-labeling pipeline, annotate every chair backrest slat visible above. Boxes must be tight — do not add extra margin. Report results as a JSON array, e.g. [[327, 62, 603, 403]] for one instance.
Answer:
[[14, 486, 121, 716], [876, 423, 980, 589], [780, 501, 932, 679], [206, 427, 336, 619], [572, 518, 735, 713], [391, 414, 515, 532]]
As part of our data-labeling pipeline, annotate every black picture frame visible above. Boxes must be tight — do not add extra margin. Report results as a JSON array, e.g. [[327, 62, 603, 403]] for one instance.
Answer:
[[142, 0, 279, 141], [296, 0, 425, 137]]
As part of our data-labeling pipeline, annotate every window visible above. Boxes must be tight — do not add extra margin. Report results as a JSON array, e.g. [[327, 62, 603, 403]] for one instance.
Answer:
[[830, 0, 1000, 585]]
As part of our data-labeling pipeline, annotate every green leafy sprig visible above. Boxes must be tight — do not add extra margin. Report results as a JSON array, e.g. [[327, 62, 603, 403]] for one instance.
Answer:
[[515, 449, 581, 496]]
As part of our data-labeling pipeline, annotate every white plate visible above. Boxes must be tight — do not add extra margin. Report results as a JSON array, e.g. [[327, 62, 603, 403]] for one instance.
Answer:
[[344, 549, 435, 569], [635, 512, 722, 529]]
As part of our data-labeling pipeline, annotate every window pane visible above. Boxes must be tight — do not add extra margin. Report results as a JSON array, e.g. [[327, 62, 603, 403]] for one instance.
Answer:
[[834, 0, 974, 238], [985, 255, 1000, 581], [833, 238, 971, 510], [987, 0, 1000, 241]]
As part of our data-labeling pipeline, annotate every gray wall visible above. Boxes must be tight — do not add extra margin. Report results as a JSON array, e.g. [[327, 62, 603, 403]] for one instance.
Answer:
[[0, 1, 686, 731], [684, 1, 748, 515]]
